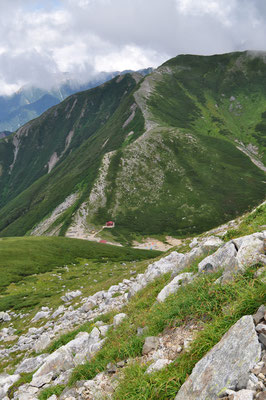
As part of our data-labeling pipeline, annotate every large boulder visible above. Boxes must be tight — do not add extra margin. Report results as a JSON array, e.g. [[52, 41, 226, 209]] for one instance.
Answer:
[[175, 315, 261, 400], [234, 232, 265, 266], [198, 242, 238, 274], [157, 273, 194, 303]]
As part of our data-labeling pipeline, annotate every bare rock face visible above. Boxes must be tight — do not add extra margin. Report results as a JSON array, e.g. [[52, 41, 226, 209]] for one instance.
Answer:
[[175, 315, 261, 400]]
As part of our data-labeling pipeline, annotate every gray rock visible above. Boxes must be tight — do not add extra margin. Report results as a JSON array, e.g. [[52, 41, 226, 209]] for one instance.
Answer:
[[145, 359, 172, 374], [175, 315, 261, 400], [47, 396, 57, 400], [30, 372, 53, 388], [34, 333, 51, 353], [259, 333, 266, 347], [51, 305, 65, 319], [198, 242, 238, 275], [31, 311, 50, 322], [142, 336, 160, 355], [15, 354, 48, 374], [157, 273, 194, 303], [256, 323, 266, 334], [235, 232, 265, 267], [32, 347, 74, 379], [61, 290, 82, 302], [201, 236, 224, 251], [113, 313, 127, 326], [253, 305, 266, 325]]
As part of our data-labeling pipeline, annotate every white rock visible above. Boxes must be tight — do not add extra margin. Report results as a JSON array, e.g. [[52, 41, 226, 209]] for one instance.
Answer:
[[34, 333, 51, 353], [0, 312, 11, 322], [61, 290, 82, 302], [30, 372, 53, 388], [15, 354, 48, 373], [145, 359, 172, 374], [31, 311, 50, 322], [32, 347, 74, 379], [0, 373, 20, 397], [157, 273, 194, 303], [113, 313, 127, 326], [230, 389, 254, 400]]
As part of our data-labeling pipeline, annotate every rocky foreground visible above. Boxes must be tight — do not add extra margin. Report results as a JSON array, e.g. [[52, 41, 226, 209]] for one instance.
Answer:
[[0, 230, 265, 399]]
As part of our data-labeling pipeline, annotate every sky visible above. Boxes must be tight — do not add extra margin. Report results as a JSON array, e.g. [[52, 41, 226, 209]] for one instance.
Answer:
[[0, 0, 266, 95]]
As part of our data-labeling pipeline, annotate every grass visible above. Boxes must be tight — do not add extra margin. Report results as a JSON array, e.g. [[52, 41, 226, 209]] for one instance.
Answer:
[[38, 385, 65, 400], [223, 202, 266, 241], [0, 236, 160, 294], [68, 262, 265, 395]]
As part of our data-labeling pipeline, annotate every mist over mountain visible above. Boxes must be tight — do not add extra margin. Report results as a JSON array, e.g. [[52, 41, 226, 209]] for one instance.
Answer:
[[0, 68, 153, 132]]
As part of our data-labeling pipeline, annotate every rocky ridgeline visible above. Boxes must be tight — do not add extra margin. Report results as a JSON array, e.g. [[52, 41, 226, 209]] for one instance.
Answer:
[[0, 231, 265, 399]]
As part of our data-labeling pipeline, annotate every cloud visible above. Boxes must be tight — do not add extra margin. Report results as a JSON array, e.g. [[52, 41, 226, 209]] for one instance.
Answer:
[[0, 0, 266, 94]]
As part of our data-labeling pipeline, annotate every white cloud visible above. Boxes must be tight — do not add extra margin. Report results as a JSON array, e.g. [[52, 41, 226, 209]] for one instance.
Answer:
[[0, 0, 265, 95]]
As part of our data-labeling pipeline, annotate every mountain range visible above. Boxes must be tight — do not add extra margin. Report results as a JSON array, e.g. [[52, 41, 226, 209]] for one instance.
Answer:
[[0, 51, 265, 244], [0, 68, 153, 132]]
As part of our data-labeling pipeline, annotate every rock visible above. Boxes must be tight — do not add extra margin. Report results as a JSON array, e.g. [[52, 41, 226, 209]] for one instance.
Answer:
[[61, 290, 82, 302], [47, 396, 57, 400], [99, 325, 110, 337], [107, 363, 117, 373], [189, 238, 198, 248], [137, 326, 149, 336], [0, 373, 20, 397], [256, 323, 266, 334], [15, 354, 48, 374], [145, 359, 172, 374], [80, 300, 96, 313], [31, 311, 50, 322], [230, 389, 254, 400], [51, 305, 65, 319], [257, 393, 266, 400], [258, 333, 266, 347], [198, 242, 238, 275], [234, 232, 264, 266], [0, 312, 11, 322], [113, 313, 127, 326], [142, 336, 160, 355], [30, 372, 53, 388], [32, 347, 74, 379], [157, 273, 194, 303], [34, 333, 51, 353], [201, 236, 224, 251], [175, 315, 261, 400], [253, 305, 266, 325], [13, 383, 39, 400]]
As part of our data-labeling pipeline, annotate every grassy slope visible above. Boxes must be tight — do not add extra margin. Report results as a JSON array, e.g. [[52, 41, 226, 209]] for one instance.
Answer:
[[0, 74, 138, 209], [0, 75, 144, 237], [94, 52, 266, 239], [0, 236, 160, 294]]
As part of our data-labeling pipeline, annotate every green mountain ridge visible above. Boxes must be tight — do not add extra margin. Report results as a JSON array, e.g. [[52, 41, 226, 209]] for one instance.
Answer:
[[0, 51, 265, 241]]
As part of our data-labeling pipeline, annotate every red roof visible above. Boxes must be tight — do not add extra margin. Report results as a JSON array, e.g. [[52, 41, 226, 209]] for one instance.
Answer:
[[106, 221, 114, 226], [100, 239, 107, 243]]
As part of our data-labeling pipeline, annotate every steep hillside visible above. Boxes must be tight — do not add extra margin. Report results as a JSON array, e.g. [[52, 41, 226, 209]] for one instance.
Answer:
[[0, 69, 153, 132], [0, 203, 264, 399], [0, 51, 265, 240]]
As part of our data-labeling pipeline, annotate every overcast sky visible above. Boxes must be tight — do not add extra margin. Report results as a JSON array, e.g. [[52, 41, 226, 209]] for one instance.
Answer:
[[0, 0, 266, 95]]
